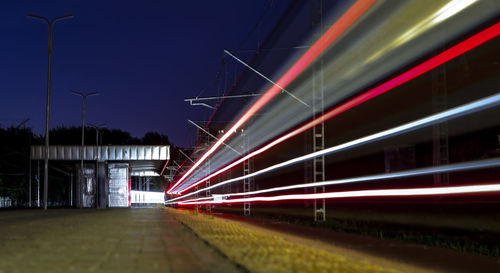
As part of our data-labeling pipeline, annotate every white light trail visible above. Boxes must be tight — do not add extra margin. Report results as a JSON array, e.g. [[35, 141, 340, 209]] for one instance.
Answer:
[[168, 92, 500, 202], [371, 0, 479, 61], [174, 21, 500, 194], [432, 0, 478, 24], [166, 157, 500, 205], [166, 0, 377, 194], [176, 183, 500, 205]]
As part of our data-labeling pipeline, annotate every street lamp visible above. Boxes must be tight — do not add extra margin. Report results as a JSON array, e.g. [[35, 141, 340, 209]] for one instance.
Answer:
[[71, 91, 99, 189], [27, 13, 74, 210], [87, 123, 107, 147]]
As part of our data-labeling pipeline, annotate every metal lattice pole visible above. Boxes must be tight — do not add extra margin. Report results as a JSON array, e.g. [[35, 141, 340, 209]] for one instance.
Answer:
[[242, 131, 253, 216], [311, 0, 326, 222]]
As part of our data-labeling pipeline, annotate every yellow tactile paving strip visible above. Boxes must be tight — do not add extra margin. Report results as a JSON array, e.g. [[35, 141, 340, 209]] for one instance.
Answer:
[[167, 208, 404, 273]]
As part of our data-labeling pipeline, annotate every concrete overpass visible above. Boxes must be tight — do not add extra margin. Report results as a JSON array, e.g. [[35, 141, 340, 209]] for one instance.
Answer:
[[30, 145, 169, 208]]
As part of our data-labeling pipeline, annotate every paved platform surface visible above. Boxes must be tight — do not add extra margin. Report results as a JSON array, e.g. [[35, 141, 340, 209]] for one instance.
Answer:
[[0, 208, 244, 273], [215, 211, 500, 273], [170, 208, 405, 273]]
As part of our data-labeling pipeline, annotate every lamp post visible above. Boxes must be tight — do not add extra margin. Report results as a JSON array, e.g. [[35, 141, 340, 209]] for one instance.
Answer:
[[27, 14, 74, 210], [87, 123, 107, 147], [71, 91, 99, 192]]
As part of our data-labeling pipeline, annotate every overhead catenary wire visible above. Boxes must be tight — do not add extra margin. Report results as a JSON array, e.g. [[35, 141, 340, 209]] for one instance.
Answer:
[[188, 120, 242, 155], [172, 21, 500, 194], [224, 49, 310, 107], [167, 0, 376, 194]]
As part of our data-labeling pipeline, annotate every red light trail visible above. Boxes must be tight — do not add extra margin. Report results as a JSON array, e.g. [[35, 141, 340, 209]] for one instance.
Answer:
[[166, 156, 500, 204], [176, 183, 500, 206], [167, 0, 376, 194], [175, 20, 500, 195]]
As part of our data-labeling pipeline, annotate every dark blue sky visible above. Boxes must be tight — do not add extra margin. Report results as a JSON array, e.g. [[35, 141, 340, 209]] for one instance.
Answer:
[[0, 0, 275, 147]]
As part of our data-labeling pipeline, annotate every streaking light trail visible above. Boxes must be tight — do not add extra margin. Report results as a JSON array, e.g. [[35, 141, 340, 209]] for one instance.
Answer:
[[174, 21, 500, 194], [165, 157, 500, 205], [176, 183, 500, 205], [364, 0, 479, 64], [169, 92, 500, 201], [167, 0, 377, 194]]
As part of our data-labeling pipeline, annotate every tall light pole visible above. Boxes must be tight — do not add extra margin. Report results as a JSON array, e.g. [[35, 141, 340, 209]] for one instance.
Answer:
[[71, 91, 99, 189], [28, 14, 74, 210], [87, 123, 107, 147]]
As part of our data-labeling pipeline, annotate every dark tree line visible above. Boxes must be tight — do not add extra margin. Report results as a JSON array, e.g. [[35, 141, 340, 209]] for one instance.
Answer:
[[0, 127, 38, 205], [49, 126, 171, 146]]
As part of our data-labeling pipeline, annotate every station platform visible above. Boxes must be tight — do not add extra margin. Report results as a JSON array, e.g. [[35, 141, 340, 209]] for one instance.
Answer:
[[2, 207, 499, 273], [0, 208, 242, 273]]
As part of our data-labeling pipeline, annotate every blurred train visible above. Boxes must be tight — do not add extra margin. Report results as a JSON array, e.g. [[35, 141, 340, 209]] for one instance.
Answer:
[[167, 0, 500, 256]]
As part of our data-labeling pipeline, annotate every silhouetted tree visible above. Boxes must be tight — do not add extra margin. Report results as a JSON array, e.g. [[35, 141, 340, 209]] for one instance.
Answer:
[[49, 126, 141, 145], [0, 127, 38, 205], [141, 132, 170, 145], [100, 128, 140, 145]]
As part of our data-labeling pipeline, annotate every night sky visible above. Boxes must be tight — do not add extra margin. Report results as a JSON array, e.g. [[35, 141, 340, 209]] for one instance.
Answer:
[[0, 0, 272, 147]]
